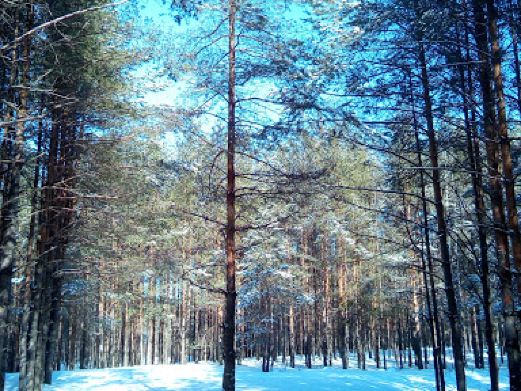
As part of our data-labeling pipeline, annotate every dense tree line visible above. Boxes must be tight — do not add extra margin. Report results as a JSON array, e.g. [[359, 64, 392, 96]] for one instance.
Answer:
[[0, 0, 137, 389], [1, 1, 521, 391]]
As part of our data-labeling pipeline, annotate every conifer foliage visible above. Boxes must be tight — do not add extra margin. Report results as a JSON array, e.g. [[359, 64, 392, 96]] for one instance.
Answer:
[[1, 1, 521, 391]]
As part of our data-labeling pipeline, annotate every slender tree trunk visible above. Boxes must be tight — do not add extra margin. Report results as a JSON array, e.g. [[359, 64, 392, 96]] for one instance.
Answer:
[[16, 4, 36, 389], [0, 7, 22, 389], [19, 115, 41, 390], [411, 72, 446, 391], [180, 281, 187, 365], [42, 108, 65, 386], [222, 0, 237, 389], [486, 0, 521, 299], [417, 41, 466, 391], [457, 12, 500, 388], [473, 2, 521, 389], [338, 259, 348, 370], [288, 305, 295, 368]]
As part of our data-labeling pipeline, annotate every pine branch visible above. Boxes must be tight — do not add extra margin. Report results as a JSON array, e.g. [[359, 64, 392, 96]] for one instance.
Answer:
[[0, 0, 130, 52]]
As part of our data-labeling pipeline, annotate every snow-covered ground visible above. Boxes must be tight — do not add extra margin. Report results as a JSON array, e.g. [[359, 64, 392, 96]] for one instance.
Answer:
[[6, 358, 510, 390]]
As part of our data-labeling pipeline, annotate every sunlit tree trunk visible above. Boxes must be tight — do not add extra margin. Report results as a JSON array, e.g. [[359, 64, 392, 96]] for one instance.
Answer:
[[474, 1, 521, 389]]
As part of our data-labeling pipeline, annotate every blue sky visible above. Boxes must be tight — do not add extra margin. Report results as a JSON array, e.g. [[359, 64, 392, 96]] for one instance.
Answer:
[[130, 0, 312, 108], [131, 0, 188, 107]]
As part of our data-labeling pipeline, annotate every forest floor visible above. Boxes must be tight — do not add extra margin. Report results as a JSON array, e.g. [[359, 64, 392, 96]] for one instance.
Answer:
[[5, 357, 510, 390]]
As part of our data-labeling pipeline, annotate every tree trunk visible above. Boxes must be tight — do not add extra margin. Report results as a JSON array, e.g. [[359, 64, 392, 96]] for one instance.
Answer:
[[0, 6, 23, 389], [411, 69, 446, 391], [222, 0, 237, 389], [338, 260, 348, 370], [473, 2, 521, 389], [17, 5, 37, 389], [485, 4, 521, 388], [458, 10, 499, 387], [418, 40, 466, 391], [288, 305, 295, 368]]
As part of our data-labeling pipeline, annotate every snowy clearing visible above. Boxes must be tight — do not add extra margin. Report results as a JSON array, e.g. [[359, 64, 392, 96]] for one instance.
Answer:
[[6, 360, 510, 391]]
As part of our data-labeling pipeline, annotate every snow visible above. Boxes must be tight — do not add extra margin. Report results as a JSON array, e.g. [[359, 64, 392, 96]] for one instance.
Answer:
[[6, 358, 510, 391]]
